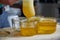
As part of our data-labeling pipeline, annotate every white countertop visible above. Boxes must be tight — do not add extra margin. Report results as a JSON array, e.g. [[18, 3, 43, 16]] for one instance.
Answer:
[[0, 23, 60, 40]]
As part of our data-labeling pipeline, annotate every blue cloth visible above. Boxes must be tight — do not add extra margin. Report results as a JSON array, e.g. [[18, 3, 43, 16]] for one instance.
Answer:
[[0, 11, 10, 28]]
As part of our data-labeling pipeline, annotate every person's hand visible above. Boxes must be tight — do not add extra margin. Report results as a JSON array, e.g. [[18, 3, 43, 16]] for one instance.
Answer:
[[0, 0, 18, 5]]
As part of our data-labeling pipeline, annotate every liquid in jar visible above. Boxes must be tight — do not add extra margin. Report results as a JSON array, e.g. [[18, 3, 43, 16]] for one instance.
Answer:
[[36, 17, 57, 34]]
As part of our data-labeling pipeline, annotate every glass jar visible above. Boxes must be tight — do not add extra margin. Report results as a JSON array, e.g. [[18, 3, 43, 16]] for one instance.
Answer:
[[36, 17, 57, 34], [20, 19, 36, 36]]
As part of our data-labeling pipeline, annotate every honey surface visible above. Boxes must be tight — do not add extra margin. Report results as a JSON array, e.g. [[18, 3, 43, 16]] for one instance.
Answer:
[[36, 20, 57, 34], [20, 27, 36, 36]]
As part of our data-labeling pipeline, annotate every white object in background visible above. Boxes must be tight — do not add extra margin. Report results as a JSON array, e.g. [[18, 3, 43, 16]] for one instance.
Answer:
[[5, 6, 21, 30], [7, 7, 21, 15], [4, 5, 21, 16], [4, 5, 10, 12], [12, 17, 20, 30], [8, 15, 20, 30]]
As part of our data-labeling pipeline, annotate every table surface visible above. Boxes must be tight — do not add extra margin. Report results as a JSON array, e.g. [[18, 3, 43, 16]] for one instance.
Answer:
[[0, 23, 60, 40]]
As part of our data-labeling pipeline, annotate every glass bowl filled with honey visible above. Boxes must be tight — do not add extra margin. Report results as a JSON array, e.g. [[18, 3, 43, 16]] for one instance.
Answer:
[[20, 19, 36, 36], [36, 17, 57, 34]]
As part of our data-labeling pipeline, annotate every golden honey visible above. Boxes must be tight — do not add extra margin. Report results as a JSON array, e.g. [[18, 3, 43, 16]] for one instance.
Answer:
[[23, 0, 35, 18], [20, 27, 36, 36], [20, 20, 36, 36], [36, 18, 57, 34]]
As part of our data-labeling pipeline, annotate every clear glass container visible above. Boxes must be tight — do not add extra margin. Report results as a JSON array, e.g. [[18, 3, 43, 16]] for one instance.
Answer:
[[20, 19, 36, 36], [36, 17, 57, 34]]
